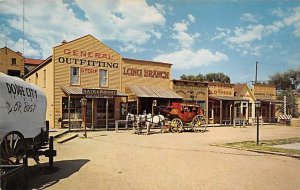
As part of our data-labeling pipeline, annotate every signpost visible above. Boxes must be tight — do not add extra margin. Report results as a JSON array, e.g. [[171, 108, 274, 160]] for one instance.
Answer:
[[255, 101, 261, 145]]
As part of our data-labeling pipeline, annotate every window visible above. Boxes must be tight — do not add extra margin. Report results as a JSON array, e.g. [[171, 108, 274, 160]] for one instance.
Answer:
[[11, 58, 16, 65], [43, 69, 46, 88], [62, 97, 82, 119], [99, 69, 108, 87], [70, 67, 80, 85]]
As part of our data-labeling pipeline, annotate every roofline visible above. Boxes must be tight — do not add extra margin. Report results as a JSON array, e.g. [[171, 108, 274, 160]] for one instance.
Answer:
[[53, 34, 121, 56], [208, 81, 234, 86], [122, 57, 173, 66], [24, 56, 52, 78], [0, 46, 23, 57], [172, 79, 208, 84]]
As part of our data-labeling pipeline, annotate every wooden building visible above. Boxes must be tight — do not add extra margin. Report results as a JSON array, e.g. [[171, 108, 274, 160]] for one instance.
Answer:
[[252, 84, 282, 123], [234, 83, 257, 123], [0, 46, 24, 77], [171, 80, 209, 122], [123, 58, 182, 115], [208, 82, 248, 125], [25, 35, 182, 129]]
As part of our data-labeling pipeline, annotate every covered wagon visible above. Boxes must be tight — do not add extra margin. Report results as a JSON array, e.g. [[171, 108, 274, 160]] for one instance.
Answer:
[[0, 72, 56, 189]]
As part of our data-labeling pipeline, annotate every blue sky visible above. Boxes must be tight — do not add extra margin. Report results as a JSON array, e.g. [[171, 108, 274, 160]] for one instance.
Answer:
[[0, 0, 299, 84]]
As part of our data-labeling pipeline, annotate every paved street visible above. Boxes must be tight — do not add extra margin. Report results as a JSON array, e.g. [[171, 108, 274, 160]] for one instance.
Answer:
[[28, 125, 300, 190]]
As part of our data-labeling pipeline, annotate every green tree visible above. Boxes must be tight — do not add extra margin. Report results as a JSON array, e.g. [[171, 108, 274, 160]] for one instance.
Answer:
[[268, 68, 300, 117], [268, 69, 300, 90], [205, 72, 230, 83], [180, 72, 231, 83]]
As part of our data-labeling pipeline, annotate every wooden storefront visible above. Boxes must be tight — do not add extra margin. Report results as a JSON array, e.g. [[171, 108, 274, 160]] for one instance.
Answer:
[[25, 35, 127, 129], [122, 58, 182, 115], [208, 82, 249, 125], [252, 84, 282, 123], [171, 80, 209, 122]]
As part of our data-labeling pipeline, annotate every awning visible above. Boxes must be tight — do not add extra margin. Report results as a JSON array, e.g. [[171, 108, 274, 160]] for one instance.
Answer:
[[125, 84, 182, 99], [258, 98, 283, 104], [209, 96, 248, 101], [60, 86, 127, 97]]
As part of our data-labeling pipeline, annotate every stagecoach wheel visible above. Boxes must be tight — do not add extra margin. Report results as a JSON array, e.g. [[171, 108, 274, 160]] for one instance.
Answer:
[[192, 115, 207, 132], [1, 131, 28, 189], [170, 118, 183, 133], [0, 131, 27, 165]]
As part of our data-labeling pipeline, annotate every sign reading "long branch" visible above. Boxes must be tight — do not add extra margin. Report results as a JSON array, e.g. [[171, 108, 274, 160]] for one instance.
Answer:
[[82, 88, 117, 98]]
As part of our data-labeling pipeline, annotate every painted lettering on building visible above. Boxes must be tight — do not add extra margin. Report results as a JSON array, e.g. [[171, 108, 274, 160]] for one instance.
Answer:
[[208, 83, 234, 97], [57, 49, 119, 69], [123, 67, 169, 79], [64, 49, 114, 60], [81, 68, 98, 74]]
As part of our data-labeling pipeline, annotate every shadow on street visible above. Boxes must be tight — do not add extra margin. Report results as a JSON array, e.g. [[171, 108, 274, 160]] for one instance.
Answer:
[[28, 159, 90, 189]]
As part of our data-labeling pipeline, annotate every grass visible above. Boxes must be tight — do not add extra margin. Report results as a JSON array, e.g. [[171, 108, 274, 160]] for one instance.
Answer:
[[222, 137, 300, 156]]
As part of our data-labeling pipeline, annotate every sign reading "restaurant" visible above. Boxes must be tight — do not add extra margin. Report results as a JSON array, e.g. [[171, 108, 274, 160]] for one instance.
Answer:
[[82, 88, 117, 98]]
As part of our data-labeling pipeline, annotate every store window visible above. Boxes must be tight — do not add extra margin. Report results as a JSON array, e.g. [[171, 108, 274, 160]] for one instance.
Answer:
[[11, 58, 16, 65], [97, 99, 114, 119], [99, 69, 108, 87], [71, 67, 80, 85], [62, 97, 82, 119]]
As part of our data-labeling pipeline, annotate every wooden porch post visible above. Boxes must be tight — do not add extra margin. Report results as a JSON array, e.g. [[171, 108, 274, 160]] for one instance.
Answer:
[[68, 95, 71, 131], [106, 98, 108, 130]]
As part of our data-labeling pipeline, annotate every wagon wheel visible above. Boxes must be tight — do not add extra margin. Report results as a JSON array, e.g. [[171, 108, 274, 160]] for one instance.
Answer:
[[192, 115, 207, 132], [1, 131, 28, 189], [170, 118, 183, 133]]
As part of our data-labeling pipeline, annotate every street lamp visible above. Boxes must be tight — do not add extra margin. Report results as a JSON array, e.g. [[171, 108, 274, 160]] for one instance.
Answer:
[[255, 101, 261, 145], [80, 97, 87, 138]]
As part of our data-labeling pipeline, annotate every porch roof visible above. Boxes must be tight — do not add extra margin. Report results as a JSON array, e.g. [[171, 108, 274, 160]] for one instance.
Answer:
[[257, 98, 283, 104], [126, 84, 182, 99], [209, 96, 248, 101]]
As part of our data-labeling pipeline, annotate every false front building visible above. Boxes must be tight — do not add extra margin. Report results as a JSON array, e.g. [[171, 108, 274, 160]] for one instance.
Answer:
[[25, 35, 182, 129]]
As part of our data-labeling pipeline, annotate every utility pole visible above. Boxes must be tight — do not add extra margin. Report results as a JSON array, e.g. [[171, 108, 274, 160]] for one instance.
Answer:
[[255, 61, 258, 84]]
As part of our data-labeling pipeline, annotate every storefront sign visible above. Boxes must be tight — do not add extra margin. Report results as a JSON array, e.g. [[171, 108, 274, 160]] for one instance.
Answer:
[[82, 88, 117, 98], [81, 68, 98, 74], [123, 67, 169, 79], [253, 84, 276, 100], [173, 84, 207, 100], [57, 49, 119, 69], [208, 83, 234, 97]]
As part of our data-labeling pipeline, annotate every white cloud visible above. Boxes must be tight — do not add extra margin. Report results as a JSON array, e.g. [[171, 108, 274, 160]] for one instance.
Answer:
[[171, 20, 200, 49], [240, 13, 258, 23], [283, 6, 300, 37], [120, 43, 145, 53], [173, 21, 188, 32], [188, 14, 195, 23], [154, 16, 225, 69], [0, 0, 166, 58], [212, 6, 300, 56], [153, 49, 228, 70], [271, 7, 285, 18]]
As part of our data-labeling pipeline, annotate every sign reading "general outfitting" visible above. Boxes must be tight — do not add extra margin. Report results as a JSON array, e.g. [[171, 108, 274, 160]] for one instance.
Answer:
[[82, 88, 117, 98], [57, 49, 119, 69]]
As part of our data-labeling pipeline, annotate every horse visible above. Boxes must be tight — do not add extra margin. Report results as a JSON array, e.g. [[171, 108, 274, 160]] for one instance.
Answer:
[[126, 113, 142, 134], [140, 113, 165, 135]]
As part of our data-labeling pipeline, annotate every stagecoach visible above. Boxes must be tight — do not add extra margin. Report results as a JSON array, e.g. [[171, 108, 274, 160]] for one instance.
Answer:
[[0, 72, 56, 189], [162, 102, 207, 133]]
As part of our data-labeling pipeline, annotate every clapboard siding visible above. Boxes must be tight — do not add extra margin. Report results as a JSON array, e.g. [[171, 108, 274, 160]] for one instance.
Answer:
[[53, 35, 122, 128]]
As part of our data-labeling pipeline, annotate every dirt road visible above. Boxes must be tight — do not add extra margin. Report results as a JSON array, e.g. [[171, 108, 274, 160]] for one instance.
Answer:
[[28, 125, 300, 190]]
